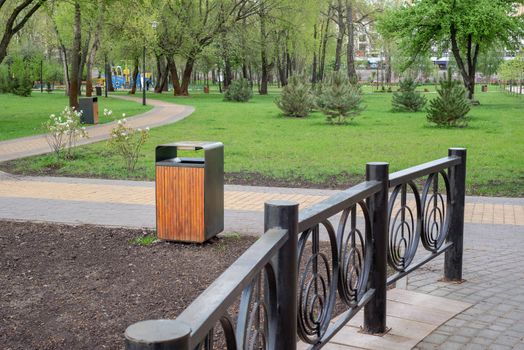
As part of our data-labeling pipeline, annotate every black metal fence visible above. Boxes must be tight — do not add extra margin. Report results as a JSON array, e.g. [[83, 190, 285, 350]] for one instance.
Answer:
[[125, 148, 466, 350]]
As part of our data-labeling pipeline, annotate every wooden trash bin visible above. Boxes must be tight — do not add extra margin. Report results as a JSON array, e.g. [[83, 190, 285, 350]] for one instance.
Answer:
[[155, 141, 224, 243], [79, 97, 99, 124]]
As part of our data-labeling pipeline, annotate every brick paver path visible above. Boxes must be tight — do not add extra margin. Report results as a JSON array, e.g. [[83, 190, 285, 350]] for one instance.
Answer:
[[0, 95, 194, 162], [0, 174, 523, 227], [411, 222, 524, 349]]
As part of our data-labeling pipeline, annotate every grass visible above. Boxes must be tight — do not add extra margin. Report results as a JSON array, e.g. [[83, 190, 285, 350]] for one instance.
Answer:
[[3, 85, 523, 197], [0, 92, 152, 141], [130, 234, 158, 246]]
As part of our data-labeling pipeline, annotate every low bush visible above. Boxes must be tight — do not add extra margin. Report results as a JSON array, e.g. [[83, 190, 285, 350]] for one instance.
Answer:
[[275, 75, 314, 118], [44, 106, 88, 160], [224, 78, 252, 102], [108, 112, 150, 173], [10, 75, 33, 97]]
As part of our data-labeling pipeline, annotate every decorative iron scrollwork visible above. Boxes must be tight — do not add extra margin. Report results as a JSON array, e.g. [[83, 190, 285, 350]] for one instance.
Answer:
[[420, 171, 451, 252], [196, 266, 277, 350], [337, 202, 372, 306], [297, 221, 339, 344], [387, 171, 452, 273], [237, 266, 276, 350], [387, 181, 422, 271]]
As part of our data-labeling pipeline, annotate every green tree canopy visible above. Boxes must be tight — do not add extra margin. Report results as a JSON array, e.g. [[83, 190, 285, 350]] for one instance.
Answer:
[[378, 0, 524, 101]]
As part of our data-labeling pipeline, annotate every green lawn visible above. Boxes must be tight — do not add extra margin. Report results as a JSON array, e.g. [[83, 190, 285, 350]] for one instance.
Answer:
[[0, 92, 152, 141], [2, 85, 523, 197]]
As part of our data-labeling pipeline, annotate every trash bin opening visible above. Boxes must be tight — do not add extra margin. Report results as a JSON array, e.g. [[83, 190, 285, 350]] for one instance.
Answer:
[[174, 157, 204, 164]]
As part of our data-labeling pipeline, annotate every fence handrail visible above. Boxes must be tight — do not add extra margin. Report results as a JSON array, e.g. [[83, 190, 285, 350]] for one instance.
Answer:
[[125, 148, 467, 350], [177, 227, 288, 347], [389, 155, 461, 187], [298, 180, 382, 232]]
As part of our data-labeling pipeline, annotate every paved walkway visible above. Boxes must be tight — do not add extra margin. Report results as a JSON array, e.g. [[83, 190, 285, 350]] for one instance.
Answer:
[[411, 222, 524, 349], [0, 96, 194, 162], [0, 174, 523, 231]]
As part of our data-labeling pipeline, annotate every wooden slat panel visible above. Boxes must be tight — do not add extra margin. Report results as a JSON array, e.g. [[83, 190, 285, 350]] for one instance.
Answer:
[[156, 166, 205, 242]]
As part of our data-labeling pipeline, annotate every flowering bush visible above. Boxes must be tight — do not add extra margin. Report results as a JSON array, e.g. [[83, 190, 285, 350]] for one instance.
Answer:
[[108, 113, 150, 173], [44, 106, 88, 160]]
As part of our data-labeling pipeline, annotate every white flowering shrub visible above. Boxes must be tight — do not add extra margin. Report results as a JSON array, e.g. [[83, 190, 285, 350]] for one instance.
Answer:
[[103, 108, 113, 119], [44, 106, 88, 160], [108, 113, 150, 173]]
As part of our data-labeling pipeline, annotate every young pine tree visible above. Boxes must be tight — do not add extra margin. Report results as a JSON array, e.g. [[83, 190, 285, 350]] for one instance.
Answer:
[[275, 75, 314, 118], [317, 72, 365, 125], [427, 71, 471, 127], [391, 78, 427, 112], [224, 78, 252, 102]]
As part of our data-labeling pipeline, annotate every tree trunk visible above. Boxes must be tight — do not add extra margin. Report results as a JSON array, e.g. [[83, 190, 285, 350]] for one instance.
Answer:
[[85, 0, 103, 97], [312, 24, 318, 84], [69, 2, 81, 109], [180, 58, 194, 96], [78, 30, 91, 96], [154, 55, 163, 92], [59, 47, 70, 96], [106, 62, 114, 92], [166, 55, 183, 95], [159, 62, 169, 93], [85, 39, 99, 97], [130, 57, 139, 94], [450, 25, 478, 101], [319, 9, 331, 81], [334, 0, 344, 72], [224, 57, 232, 88], [259, 4, 269, 95], [345, 0, 356, 81]]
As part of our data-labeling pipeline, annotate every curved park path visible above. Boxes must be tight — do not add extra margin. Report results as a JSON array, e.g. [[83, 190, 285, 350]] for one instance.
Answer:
[[0, 95, 195, 162]]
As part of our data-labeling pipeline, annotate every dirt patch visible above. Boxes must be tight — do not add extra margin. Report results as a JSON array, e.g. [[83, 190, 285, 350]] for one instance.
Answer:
[[225, 171, 364, 190], [0, 221, 256, 350]]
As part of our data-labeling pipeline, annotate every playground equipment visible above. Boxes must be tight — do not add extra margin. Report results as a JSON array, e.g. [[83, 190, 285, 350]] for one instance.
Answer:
[[98, 64, 153, 90]]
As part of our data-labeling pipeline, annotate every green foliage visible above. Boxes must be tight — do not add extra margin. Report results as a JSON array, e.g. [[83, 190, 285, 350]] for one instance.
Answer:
[[10, 75, 33, 97], [108, 114, 150, 173], [427, 72, 471, 127], [0, 66, 10, 94], [275, 75, 314, 118], [317, 72, 365, 124], [498, 54, 524, 82], [130, 234, 157, 246], [392, 78, 427, 112], [379, 0, 524, 62], [224, 78, 252, 102], [0, 54, 38, 96]]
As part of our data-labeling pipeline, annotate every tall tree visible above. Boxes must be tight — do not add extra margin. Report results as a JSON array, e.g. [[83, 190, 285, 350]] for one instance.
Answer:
[[69, 1, 81, 108], [0, 0, 46, 65], [379, 0, 524, 101]]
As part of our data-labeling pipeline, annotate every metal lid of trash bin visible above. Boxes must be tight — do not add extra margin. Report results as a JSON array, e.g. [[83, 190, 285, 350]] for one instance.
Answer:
[[158, 141, 223, 151]]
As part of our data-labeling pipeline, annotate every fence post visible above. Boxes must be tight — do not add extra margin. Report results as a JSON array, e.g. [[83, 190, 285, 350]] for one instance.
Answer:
[[445, 148, 467, 281], [264, 200, 299, 350], [124, 319, 191, 350], [363, 162, 389, 334]]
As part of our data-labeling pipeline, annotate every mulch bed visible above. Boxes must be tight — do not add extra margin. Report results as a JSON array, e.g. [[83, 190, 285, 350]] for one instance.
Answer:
[[0, 221, 256, 350]]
